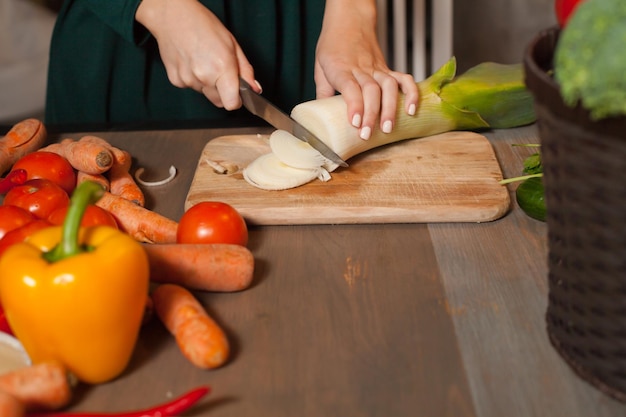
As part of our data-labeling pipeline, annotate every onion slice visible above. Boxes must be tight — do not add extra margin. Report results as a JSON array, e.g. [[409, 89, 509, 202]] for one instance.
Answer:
[[243, 153, 324, 190], [134, 165, 177, 186]]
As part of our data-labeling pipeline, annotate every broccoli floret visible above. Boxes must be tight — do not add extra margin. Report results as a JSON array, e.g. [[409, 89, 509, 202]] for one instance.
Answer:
[[554, 0, 626, 120]]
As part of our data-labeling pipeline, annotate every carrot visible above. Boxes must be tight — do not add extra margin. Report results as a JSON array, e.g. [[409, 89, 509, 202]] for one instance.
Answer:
[[96, 191, 178, 243], [42, 138, 114, 174], [0, 390, 24, 417], [152, 284, 230, 369], [0, 362, 72, 411], [0, 119, 47, 175], [37, 142, 63, 154], [107, 148, 145, 206], [78, 134, 113, 149], [73, 135, 144, 205], [76, 170, 110, 191], [144, 243, 255, 292]]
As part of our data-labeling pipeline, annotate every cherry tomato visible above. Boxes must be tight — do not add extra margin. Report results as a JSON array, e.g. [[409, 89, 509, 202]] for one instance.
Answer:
[[0, 219, 52, 258], [177, 201, 248, 246], [11, 151, 76, 194], [48, 204, 118, 229], [0, 205, 35, 240], [555, 0, 585, 27], [3, 178, 70, 220]]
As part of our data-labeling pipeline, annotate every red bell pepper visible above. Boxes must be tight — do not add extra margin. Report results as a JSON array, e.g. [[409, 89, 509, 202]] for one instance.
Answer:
[[555, 0, 585, 27]]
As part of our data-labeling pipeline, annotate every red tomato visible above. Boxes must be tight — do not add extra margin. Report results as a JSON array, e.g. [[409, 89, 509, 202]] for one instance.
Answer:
[[0, 219, 52, 257], [11, 151, 76, 195], [3, 178, 70, 220], [48, 204, 118, 229], [555, 0, 585, 27], [0, 205, 35, 240], [177, 201, 248, 246]]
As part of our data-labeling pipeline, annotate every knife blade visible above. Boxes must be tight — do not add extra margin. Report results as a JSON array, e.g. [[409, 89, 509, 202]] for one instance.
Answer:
[[239, 78, 348, 167]]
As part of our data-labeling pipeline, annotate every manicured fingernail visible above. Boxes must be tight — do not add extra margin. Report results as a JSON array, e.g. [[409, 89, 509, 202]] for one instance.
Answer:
[[352, 114, 362, 128], [408, 103, 416, 116], [254, 80, 263, 93], [382, 120, 393, 133], [360, 126, 371, 140]]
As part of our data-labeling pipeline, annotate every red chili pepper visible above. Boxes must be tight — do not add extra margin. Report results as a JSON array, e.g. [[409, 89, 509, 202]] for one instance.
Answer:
[[0, 169, 27, 194], [27, 386, 210, 417]]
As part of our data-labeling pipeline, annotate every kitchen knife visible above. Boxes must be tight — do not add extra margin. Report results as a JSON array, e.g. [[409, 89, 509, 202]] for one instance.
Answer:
[[239, 78, 348, 167]]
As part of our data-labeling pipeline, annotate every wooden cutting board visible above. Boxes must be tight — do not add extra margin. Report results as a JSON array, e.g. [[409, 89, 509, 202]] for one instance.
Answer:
[[184, 131, 510, 225]]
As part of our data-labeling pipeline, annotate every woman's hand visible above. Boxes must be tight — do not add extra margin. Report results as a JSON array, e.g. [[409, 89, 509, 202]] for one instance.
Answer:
[[315, 0, 418, 140], [135, 0, 261, 110]]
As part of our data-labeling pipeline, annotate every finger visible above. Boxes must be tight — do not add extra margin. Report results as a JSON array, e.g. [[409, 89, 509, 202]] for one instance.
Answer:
[[354, 74, 381, 140], [315, 79, 336, 99], [316, 60, 366, 130], [202, 85, 224, 108], [236, 46, 261, 93], [239, 75, 262, 94], [215, 72, 242, 111], [392, 72, 418, 116], [343, 80, 367, 134], [314, 62, 336, 99], [165, 65, 204, 92], [373, 71, 399, 133]]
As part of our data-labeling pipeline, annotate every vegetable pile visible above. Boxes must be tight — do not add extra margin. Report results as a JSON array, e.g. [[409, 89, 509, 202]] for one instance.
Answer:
[[0, 118, 256, 415], [0, 181, 150, 384]]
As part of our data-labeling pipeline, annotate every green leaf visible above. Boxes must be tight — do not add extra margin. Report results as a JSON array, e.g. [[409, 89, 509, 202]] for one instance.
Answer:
[[522, 152, 542, 175]]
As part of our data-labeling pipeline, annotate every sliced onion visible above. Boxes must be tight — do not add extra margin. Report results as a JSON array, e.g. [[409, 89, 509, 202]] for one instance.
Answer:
[[134, 165, 177, 186], [317, 168, 331, 182], [269, 129, 331, 169], [243, 153, 322, 190]]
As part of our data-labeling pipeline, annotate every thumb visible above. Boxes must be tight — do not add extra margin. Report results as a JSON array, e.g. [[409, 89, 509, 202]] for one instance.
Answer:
[[314, 62, 336, 99]]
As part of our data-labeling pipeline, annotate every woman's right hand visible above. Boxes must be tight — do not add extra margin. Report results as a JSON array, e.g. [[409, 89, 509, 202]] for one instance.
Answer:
[[135, 0, 261, 110]]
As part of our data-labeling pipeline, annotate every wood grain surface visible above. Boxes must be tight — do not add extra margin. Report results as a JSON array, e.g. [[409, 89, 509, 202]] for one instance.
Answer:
[[27, 124, 626, 417], [185, 131, 510, 225]]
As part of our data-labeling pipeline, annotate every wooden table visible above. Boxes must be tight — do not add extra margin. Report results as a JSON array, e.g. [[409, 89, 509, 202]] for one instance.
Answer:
[[44, 124, 625, 416]]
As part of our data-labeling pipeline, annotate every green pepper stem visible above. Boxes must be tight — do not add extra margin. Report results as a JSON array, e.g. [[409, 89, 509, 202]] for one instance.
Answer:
[[43, 181, 105, 263]]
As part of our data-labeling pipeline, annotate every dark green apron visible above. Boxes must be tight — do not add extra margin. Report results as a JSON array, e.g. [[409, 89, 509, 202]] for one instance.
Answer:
[[45, 0, 324, 128]]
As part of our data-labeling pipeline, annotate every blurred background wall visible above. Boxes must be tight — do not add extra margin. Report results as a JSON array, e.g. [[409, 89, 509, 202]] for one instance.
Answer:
[[453, 0, 557, 72], [0, 0, 56, 125]]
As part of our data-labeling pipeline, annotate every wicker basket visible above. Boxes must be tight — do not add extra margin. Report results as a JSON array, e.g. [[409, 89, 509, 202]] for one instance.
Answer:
[[524, 27, 626, 402]]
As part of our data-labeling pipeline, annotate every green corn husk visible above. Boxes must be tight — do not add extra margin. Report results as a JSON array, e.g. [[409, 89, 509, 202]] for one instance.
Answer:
[[291, 56, 536, 167]]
